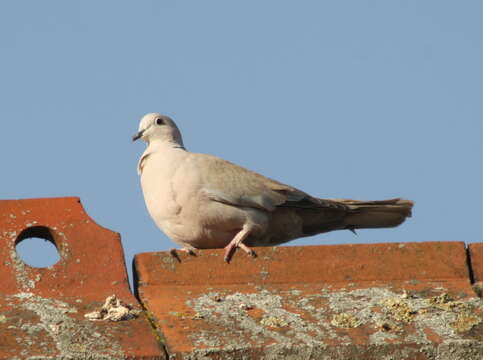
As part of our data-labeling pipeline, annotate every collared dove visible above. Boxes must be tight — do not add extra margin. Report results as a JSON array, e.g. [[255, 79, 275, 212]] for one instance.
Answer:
[[133, 113, 414, 262]]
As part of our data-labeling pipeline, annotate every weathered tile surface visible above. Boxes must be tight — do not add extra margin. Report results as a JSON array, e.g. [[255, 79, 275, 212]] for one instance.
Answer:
[[135, 242, 482, 359], [0, 197, 164, 359]]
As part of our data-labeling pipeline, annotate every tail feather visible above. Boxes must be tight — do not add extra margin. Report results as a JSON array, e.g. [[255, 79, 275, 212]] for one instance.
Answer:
[[337, 198, 414, 229]]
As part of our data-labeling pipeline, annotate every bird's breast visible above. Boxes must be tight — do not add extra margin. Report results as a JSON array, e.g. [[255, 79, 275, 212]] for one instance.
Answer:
[[139, 151, 185, 222]]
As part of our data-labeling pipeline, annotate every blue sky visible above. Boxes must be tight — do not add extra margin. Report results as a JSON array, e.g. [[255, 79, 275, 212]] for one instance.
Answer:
[[1, 2, 482, 283]]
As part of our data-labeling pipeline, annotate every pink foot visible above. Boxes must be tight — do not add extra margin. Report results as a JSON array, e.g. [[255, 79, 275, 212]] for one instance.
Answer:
[[223, 242, 256, 263]]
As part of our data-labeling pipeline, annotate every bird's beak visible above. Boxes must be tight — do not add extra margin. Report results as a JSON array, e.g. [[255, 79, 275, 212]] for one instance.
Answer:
[[132, 129, 145, 142]]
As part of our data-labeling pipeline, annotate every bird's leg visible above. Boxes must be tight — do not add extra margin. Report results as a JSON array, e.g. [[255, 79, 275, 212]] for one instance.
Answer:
[[224, 225, 257, 263]]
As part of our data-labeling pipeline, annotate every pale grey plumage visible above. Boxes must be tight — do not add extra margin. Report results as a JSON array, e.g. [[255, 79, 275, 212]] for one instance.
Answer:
[[134, 113, 414, 262]]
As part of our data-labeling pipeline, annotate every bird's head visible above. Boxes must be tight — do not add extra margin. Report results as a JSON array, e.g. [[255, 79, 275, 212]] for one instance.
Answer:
[[132, 113, 184, 147]]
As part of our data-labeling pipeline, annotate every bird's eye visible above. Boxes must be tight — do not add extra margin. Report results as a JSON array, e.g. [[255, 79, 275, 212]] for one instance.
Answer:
[[156, 118, 164, 125]]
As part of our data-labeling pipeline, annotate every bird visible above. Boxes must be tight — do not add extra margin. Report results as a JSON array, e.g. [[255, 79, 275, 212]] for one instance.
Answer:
[[133, 113, 414, 263]]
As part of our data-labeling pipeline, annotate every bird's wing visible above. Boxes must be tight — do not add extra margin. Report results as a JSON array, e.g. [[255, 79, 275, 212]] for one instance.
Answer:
[[190, 153, 340, 212]]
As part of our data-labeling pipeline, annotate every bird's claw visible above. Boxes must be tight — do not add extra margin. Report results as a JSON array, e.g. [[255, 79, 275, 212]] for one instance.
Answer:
[[169, 247, 197, 262], [223, 242, 257, 263], [223, 245, 236, 263]]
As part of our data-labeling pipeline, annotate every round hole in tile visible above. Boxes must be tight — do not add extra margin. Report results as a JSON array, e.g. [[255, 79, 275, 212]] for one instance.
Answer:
[[15, 226, 60, 268]]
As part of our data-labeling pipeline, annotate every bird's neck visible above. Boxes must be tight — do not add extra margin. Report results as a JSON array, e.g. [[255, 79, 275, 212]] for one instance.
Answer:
[[138, 139, 188, 176], [148, 139, 186, 153]]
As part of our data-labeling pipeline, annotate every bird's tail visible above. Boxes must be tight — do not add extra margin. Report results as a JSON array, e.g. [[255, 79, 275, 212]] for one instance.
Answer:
[[337, 198, 414, 229]]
